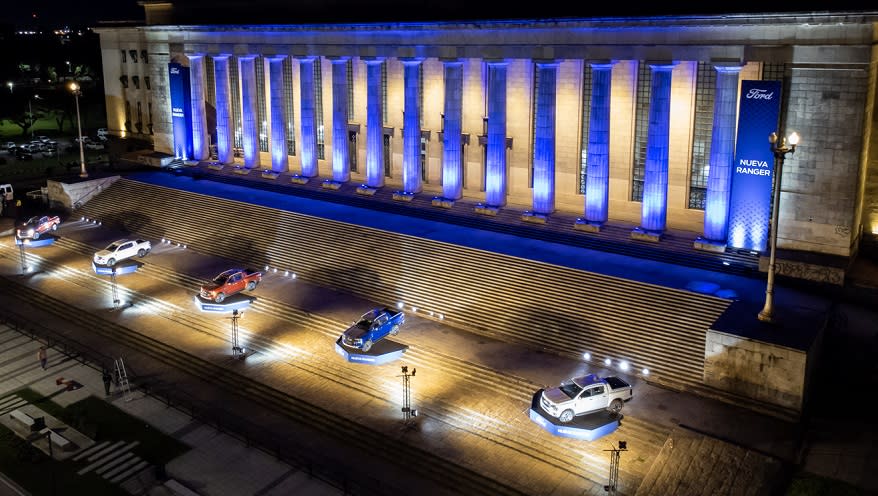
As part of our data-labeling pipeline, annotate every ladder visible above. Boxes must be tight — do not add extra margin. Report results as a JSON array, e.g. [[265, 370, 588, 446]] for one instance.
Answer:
[[113, 358, 132, 401]]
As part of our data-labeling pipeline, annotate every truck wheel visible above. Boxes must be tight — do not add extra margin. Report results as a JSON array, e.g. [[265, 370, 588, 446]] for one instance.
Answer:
[[609, 399, 624, 414], [51, 224, 57, 231], [107, 258, 116, 266], [246, 281, 256, 291], [215, 293, 225, 303], [138, 249, 146, 257], [559, 410, 574, 423], [390, 325, 399, 336], [362, 340, 373, 352], [33, 232, 40, 240]]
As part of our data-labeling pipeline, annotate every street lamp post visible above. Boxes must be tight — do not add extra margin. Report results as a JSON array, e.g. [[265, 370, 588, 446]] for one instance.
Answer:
[[28, 94, 39, 139], [69, 82, 87, 178], [758, 130, 800, 323]]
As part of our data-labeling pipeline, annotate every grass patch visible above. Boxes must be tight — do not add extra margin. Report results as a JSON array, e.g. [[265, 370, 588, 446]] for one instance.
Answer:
[[785, 473, 866, 496]]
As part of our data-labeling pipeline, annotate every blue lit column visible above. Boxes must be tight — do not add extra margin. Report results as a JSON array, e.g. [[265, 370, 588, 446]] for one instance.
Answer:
[[298, 57, 318, 178], [188, 54, 209, 161], [268, 55, 288, 172], [636, 63, 675, 237], [485, 61, 508, 207], [442, 60, 463, 200], [532, 61, 558, 215], [239, 55, 260, 169], [331, 57, 350, 183], [700, 64, 744, 246], [402, 58, 423, 194], [583, 62, 614, 226], [365, 59, 384, 188], [213, 55, 233, 165]]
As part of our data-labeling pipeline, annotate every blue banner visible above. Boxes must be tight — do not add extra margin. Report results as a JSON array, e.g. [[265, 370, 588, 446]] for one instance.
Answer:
[[727, 80, 782, 252], [168, 63, 193, 160]]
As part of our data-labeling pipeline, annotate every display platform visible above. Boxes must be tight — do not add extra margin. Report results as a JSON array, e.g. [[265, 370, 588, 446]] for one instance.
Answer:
[[194, 293, 256, 313], [92, 260, 143, 275], [334, 337, 408, 365], [528, 390, 620, 441], [14, 236, 57, 248]]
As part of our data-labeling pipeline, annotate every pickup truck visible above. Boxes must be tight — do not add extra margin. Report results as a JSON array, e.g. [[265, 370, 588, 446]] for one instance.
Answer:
[[539, 374, 633, 422], [340, 307, 405, 352], [200, 268, 262, 303], [93, 239, 151, 266], [16, 215, 60, 240]]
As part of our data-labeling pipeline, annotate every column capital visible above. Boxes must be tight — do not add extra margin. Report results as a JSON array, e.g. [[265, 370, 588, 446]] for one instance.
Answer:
[[264, 54, 288, 62], [647, 61, 678, 71], [439, 57, 464, 65], [237, 54, 258, 61], [361, 56, 386, 64], [212, 53, 233, 60], [326, 55, 351, 62], [588, 59, 616, 70], [400, 57, 425, 65], [293, 54, 318, 62], [534, 59, 560, 68], [484, 58, 509, 66], [712, 59, 746, 72]]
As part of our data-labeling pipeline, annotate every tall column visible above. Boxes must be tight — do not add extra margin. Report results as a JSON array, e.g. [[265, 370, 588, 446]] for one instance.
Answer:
[[331, 57, 350, 183], [213, 55, 233, 165], [365, 59, 384, 188], [239, 55, 260, 169], [702, 64, 744, 242], [402, 59, 423, 194], [485, 61, 508, 207], [188, 54, 209, 161], [584, 62, 614, 225], [638, 63, 676, 234], [298, 57, 318, 177], [442, 60, 463, 200], [268, 55, 288, 172], [532, 61, 558, 215]]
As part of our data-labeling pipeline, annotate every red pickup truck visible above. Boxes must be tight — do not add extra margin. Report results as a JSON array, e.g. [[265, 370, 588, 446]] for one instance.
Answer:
[[199, 268, 262, 302]]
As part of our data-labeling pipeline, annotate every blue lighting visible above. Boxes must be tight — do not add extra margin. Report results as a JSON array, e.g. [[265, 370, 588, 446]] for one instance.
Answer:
[[268, 56, 289, 172], [189, 55, 208, 161], [584, 63, 613, 224], [532, 62, 557, 215], [239, 56, 260, 168], [640, 64, 674, 233], [168, 63, 193, 160], [442, 61, 463, 200], [485, 62, 508, 207], [214, 55, 233, 164], [402, 60, 422, 193], [331, 58, 350, 182], [365, 59, 384, 187], [299, 57, 318, 177], [703, 65, 743, 242]]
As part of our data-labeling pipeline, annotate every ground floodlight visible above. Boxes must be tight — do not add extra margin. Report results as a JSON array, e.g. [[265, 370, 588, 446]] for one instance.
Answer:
[[619, 361, 629, 371], [411, 306, 418, 312], [273, 267, 277, 273], [438, 313, 444, 320], [264, 265, 269, 271], [619, 441, 627, 449], [397, 301, 404, 309], [291, 274, 297, 279], [604, 358, 611, 366], [642, 368, 650, 376], [583, 352, 591, 361]]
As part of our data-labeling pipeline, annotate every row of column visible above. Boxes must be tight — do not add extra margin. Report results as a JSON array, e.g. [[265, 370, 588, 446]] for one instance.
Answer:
[[188, 54, 742, 241]]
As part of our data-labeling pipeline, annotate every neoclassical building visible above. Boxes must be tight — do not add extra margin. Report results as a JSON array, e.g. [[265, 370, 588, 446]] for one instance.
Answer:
[[95, 9, 878, 283]]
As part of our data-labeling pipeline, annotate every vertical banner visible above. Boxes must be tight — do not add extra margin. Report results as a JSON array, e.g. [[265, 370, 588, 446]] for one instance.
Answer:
[[726, 80, 782, 252], [168, 63, 193, 160]]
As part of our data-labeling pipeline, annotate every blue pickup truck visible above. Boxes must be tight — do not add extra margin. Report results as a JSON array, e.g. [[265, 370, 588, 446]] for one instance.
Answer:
[[341, 307, 405, 352]]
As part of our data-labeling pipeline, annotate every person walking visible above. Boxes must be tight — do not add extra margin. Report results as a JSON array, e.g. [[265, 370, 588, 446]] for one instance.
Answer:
[[37, 346, 47, 370]]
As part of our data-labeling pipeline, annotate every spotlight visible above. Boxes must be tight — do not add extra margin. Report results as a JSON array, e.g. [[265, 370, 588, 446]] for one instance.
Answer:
[[438, 313, 444, 320], [583, 352, 591, 361], [284, 270, 289, 276], [291, 274, 297, 279], [428, 311, 433, 316], [604, 358, 611, 366], [642, 368, 650, 376], [273, 267, 277, 273], [264, 265, 269, 271], [411, 306, 417, 312], [183, 244, 187, 249], [722, 261, 730, 266], [397, 302, 404, 309], [98, 221, 102, 226], [161, 238, 166, 243], [619, 361, 629, 371], [80, 216, 84, 221]]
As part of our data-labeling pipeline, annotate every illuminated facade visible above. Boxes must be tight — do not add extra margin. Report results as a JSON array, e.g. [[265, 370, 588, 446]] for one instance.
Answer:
[[95, 11, 878, 284]]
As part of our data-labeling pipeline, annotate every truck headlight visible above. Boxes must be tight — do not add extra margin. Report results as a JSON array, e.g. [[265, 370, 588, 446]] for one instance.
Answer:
[[27, 229, 34, 236]]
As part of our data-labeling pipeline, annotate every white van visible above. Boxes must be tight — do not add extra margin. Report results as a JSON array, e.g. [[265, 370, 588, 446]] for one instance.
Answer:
[[0, 184, 13, 202]]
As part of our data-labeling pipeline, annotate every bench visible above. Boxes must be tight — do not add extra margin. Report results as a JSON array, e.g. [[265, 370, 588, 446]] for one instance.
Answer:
[[9, 409, 34, 427], [39, 428, 72, 451]]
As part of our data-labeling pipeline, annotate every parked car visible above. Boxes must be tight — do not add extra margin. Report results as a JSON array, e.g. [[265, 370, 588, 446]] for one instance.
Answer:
[[16, 215, 61, 240], [97, 128, 108, 140], [4, 142, 16, 152], [85, 141, 105, 150], [340, 307, 405, 352], [539, 374, 633, 422], [37, 136, 50, 143], [199, 268, 263, 302], [93, 239, 151, 266], [15, 149, 33, 161]]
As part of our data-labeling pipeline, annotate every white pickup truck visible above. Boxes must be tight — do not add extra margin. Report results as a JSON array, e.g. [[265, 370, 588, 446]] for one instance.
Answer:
[[93, 239, 151, 266], [539, 374, 633, 423]]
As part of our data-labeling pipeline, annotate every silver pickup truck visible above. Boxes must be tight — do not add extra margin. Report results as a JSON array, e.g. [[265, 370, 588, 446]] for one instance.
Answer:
[[539, 374, 633, 423]]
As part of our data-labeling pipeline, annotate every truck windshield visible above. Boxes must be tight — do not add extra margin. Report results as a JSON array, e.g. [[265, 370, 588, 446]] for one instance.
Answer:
[[558, 381, 583, 399]]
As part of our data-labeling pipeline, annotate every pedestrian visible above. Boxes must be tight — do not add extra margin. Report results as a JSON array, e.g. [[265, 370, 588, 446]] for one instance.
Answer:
[[102, 369, 112, 396], [37, 346, 47, 370]]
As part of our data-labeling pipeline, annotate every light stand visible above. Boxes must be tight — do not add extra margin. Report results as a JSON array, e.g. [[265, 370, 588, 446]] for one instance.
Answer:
[[603, 440, 627, 495], [231, 309, 245, 358], [69, 82, 87, 178], [18, 241, 27, 274], [758, 131, 800, 323], [110, 268, 120, 309], [400, 365, 418, 424]]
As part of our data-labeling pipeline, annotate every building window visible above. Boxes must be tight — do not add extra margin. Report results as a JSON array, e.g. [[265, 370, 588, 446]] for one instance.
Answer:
[[530, 64, 540, 188], [315, 59, 325, 160], [136, 101, 143, 133], [255, 56, 268, 153], [383, 134, 392, 177], [420, 135, 428, 183], [381, 62, 388, 125], [124, 101, 132, 132], [119, 75, 129, 89], [148, 102, 154, 135], [229, 56, 243, 150], [132, 75, 140, 90], [762, 62, 785, 82], [349, 131, 358, 173], [418, 64, 424, 129], [688, 62, 715, 210], [630, 62, 651, 202], [144, 76, 151, 90], [141, 50, 149, 64], [347, 58, 354, 122], [129, 50, 138, 63], [121, 50, 126, 63], [578, 64, 593, 195], [283, 57, 296, 156]]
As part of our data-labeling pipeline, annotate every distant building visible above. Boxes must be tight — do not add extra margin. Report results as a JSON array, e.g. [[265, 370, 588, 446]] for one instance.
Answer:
[[94, 9, 878, 285]]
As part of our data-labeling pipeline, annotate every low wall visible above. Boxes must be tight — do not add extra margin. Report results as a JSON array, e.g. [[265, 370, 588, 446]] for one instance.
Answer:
[[47, 176, 121, 212]]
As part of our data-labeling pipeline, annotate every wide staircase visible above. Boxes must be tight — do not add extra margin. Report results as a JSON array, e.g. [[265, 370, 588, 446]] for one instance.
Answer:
[[75, 177, 732, 391]]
